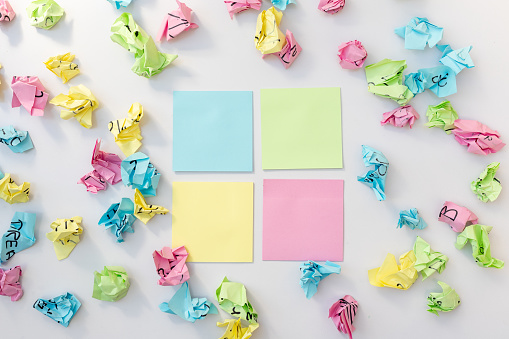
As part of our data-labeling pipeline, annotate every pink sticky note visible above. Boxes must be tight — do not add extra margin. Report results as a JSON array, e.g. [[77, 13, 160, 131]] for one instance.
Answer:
[[438, 201, 478, 233], [337, 40, 367, 69], [152, 246, 190, 286], [0, 0, 15, 22], [157, 0, 198, 42], [261, 30, 302, 69], [381, 105, 420, 128], [77, 170, 107, 194], [329, 295, 358, 339], [318, 0, 345, 14], [263, 179, 344, 261], [91, 139, 122, 185], [0, 266, 23, 301], [452, 119, 505, 155], [11, 76, 48, 116], [224, 0, 261, 19]]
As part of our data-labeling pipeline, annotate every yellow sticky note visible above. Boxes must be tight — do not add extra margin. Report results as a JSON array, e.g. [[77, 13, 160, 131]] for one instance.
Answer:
[[50, 85, 98, 128], [43, 52, 80, 83], [46, 217, 83, 260], [109, 103, 143, 157], [0, 173, 30, 204], [172, 182, 253, 262], [368, 250, 417, 290], [133, 188, 169, 224]]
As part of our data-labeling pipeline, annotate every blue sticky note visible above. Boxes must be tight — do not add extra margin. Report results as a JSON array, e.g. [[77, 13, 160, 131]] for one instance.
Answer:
[[159, 282, 218, 323], [107, 0, 133, 9], [0, 212, 36, 264], [271, 0, 296, 11], [0, 125, 34, 153], [299, 261, 341, 299], [397, 208, 428, 230], [437, 44, 474, 75], [357, 145, 389, 201], [33, 292, 81, 327], [405, 66, 457, 98], [98, 198, 136, 242], [121, 152, 160, 196], [395, 17, 443, 50], [173, 91, 253, 172]]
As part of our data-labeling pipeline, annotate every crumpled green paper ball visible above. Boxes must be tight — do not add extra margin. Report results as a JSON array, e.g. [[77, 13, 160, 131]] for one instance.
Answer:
[[26, 0, 64, 29], [92, 266, 130, 301]]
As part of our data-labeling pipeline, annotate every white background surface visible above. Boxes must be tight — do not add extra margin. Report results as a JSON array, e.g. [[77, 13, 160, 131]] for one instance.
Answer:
[[0, 0, 508, 338]]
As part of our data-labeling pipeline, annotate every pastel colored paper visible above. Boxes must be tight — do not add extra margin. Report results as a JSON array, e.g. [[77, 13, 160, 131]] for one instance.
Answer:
[[33, 293, 81, 327], [413, 236, 448, 280], [437, 44, 474, 75], [224, 0, 261, 19], [438, 201, 478, 233], [0, 173, 30, 204], [152, 245, 189, 286], [157, 0, 198, 42], [357, 145, 388, 201], [405, 66, 457, 97], [394, 17, 443, 49], [455, 224, 504, 268], [254, 7, 286, 54], [43, 53, 79, 83], [46, 217, 83, 260], [91, 139, 122, 185], [26, 0, 64, 29], [216, 277, 258, 324], [92, 266, 130, 301], [318, 0, 345, 14], [427, 281, 461, 316], [452, 120, 505, 155], [121, 152, 160, 196], [107, 0, 132, 9], [329, 295, 358, 339], [78, 170, 106, 193], [381, 105, 419, 128], [134, 188, 169, 224], [471, 162, 501, 203], [173, 91, 253, 172], [368, 251, 417, 290], [0, 1, 15, 22], [397, 208, 427, 230], [217, 318, 258, 339], [50, 85, 98, 129], [337, 40, 367, 69], [98, 198, 137, 242], [299, 261, 341, 299], [425, 100, 458, 134], [271, 0, 295, 11], [172, 182, 253, 262], [262, 30, 301, 69], [159, 282, 218, 323], [11, 76, 49, 116], [0, 213, 36, 264], [108, 102, 144, 157], [260, 87, 342, 169], [0, 125, 34, 153], [262, 179, 344, 261], [365, 59, 413, 105], [0, 266, 22, 301]]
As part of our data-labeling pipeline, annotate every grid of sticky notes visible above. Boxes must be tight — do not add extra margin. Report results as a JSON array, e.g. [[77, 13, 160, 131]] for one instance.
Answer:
[[171, 88, 343, 262]]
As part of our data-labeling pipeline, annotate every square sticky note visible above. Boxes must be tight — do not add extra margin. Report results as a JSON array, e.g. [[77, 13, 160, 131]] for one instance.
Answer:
[[173, 91, 253, 171], [261, 87, 342, 169], [172, 182, 254, 262], [262, 179, 344, 261]]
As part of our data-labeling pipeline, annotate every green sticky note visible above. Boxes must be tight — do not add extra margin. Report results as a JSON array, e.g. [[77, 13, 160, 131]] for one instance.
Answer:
[[455, 224, 504, 268], [27, 0, 64, 30], [425, 100, 458, 134], [413, 236, 448, 280], [427, 281, 461, 316], [365, 59, 413, 105], [471, 162, 502, 203], [261, 87, 343, 169], [92, 266, 130, 301], [216, 277, 258, 324]]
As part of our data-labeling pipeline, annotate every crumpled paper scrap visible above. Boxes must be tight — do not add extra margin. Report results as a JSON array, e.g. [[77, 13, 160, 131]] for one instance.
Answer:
[[299, 260, 341, 299], [107, 0, 133, 9], [394, 17, 443, 50], [157, 0, 198, 42], [438, 201, 478, 233], [159, 281, 218, 322], [365, 59, 413, 105], [153, 245, 189, 286], [26, 0, 64, 29], [0, 266, 22, 301], [427, 281, 461, 316], [217, 318, 259, 339], [471, 162, 501, 203], [98, 198, 137, 242], [368, 251, 417, 290], [0, 1, 15, 22], [78, 170, 106, 193], [78, 139, 122, 193], [381, 105, 419, 128], [0, 212, 36, 264], [216, 277, 258, 324], [11, 76, 49, 116], [0, 172, 30, 204], [134, 189, 168, 224], [397, 208, 427, 230], [224, 0, 261, 19], [33, 292, 80, 327], [121, 152, 160, 196], [46, 217, 83, 260], [271, 0, 295, 11], [261, 29, 301, 69], [425, 100, 458, 134], [92, 266, 130, 301], [109, 102, 144, 156], [337, 40, 367, 69], [455, 224, 504, 268], [413, 236, 448, 280], [452, 120, 505, 155], [43, 52, 79, 83], [254, 7, 286, 55], [329, 295, 358, 339], [50, 85, 98, 129], [111, 12, 178, 78], [357, 145, 389, 201], [437, 44, 474, 75], [318, 0, 345, 14], [0, 125, 34, 153], [405, 65, 456, 97]]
